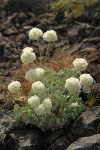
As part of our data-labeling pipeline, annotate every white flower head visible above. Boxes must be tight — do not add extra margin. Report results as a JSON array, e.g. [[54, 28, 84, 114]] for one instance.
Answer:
[[65, 77, 81, 94], [29, 27, 43, 40], [23, 47, 33, 53], [8, 81, 21, 93], [80, 74, 94, 88], [34, 104, 45, 116], [21, 51, 36, 65], [35, 68, 45, 79], [32, 81, 45, 96], [25, 68, 45, 83], [28, 95, 40, 108], [73, 58, 88, 72], [43, 30, 58, 42], [25, 69, 36, 83], [71, 102, 78, 108], [42, 98, 52, 111]]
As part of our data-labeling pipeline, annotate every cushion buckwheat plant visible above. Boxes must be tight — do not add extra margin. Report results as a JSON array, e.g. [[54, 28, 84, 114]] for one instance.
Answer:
[[8, 28, 94, 131]]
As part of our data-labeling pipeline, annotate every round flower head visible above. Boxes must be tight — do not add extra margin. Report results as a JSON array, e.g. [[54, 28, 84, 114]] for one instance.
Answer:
[[32, 81, 45, 96], [65, 77, 81, 94], [73, 58, 88, 72], [42, 98, 52, 111], [23, 47, 33, 53], [43, 30, 58, 42], [80, 74, 94, 88], [25, 68, 45, 83], [25, 69, 36, 83], [29, 27, 43, 41], [28, 95, 40, 108], [8, 81, 21, 93], [34, 104, 45, 116], [35, 68, 45, 78], [71, 102, 78, 108], [21, 51, 36, 65]]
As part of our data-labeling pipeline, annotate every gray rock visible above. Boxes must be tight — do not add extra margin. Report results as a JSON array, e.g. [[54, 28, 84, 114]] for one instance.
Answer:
[[71, 106, 100, 139], [66, 134, 100, 150], [44, 129, 63, 144], [67, 25, 86, 44], [4, 0, 50, 15], [48, 137, 70, 150], [7, 130, 45, 150], [0, 109, 15, 134], [0, 108, 16, 150]]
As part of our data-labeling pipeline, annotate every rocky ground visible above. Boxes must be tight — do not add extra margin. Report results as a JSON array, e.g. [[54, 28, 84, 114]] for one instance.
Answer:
[[0, 0, 100, 150]]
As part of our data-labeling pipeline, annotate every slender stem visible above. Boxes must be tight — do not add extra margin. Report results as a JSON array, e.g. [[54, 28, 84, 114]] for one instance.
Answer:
[[38, 40, 42, 63], [45, 42, 50, 62]]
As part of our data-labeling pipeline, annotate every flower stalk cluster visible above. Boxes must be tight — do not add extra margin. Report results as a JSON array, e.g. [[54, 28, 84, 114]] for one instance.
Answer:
[[29, 27, 58, 62], [8, 28, 94, 130]]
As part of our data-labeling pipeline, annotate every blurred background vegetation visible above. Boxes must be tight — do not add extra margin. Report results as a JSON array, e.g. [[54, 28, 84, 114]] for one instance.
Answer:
[[51, 0, 99, 17]]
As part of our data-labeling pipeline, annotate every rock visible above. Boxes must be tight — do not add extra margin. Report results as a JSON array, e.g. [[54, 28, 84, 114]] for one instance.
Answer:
[[55, 25, 67, 34], [0, 110, 15, 133], [97, 123, 100, 133], [92, 70, 100, 83], [67, 25, 86, 44], [91, 83, 100, 94], [75, 1, 100, 26], [0, 45, 4, 57], [4, 0, 50, 15], [3, 26, 18, 36], [44, 129, 63, 144], [82, 37, 100, 45], [48, 137, 70, 150], [5, 130, 46, 150], [66, 134, 100, 150], [71, 106, 100, 140], [0, 108, 16, 150]]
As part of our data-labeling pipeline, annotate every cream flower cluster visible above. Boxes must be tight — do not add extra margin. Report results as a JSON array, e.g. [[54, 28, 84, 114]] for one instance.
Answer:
[[29, 27, 43, 41], [42, 98, 52, 111], [29, 27, 58, 43], [80, 74, 94, 92], [32, 81, 45, 96], [43, 30, 58, 42], [73, 58, 88, 72], [8, 81, 21, 94], [25, 68, 45, 83], [28, 95, 40, 108], [34, 104, 45, 116], [21, 47, 36, 65], [65, 77, 81, 94], [65, 73, 94, 94], [34, 98, 52, 116]]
